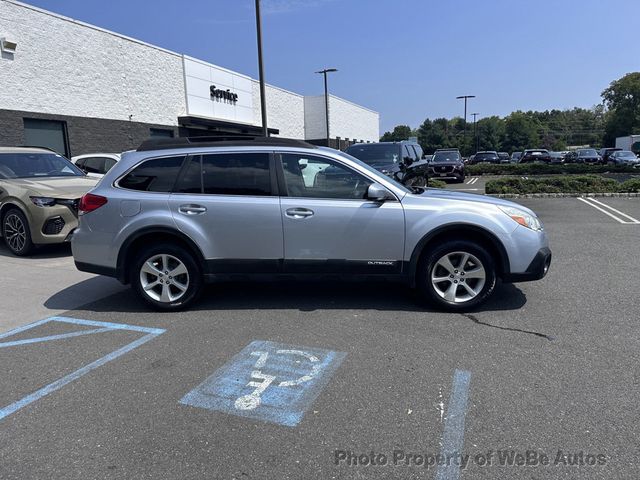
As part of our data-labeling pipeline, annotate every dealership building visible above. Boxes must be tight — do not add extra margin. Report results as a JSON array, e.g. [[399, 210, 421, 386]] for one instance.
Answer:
[[0, 0, 379, 157]]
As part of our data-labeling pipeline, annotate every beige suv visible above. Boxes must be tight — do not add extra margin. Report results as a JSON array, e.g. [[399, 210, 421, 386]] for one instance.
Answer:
[[0, 147, 97, 255]]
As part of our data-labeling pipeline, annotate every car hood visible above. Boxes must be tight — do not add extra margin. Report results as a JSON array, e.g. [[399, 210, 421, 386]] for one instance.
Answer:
[[421, 188, 537, 215], [6, 176, 99, 198], [366, 161, 401, 172]]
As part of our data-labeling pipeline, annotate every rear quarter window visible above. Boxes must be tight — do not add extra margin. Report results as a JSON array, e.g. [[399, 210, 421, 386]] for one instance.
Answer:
[[118, 156, 185, 192]]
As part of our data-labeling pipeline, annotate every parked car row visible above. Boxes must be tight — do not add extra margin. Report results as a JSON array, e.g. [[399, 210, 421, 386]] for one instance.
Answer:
[[467, 147, 639, 166]]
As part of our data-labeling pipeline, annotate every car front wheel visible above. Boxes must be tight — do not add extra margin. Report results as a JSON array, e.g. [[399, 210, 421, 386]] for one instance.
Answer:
[[2, 208, 34, 256], [132, 243, 202, 311], [418, 241, 496, 311]]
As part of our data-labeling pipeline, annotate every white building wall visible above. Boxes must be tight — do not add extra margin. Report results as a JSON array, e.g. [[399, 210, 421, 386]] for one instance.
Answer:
[[328, 96, 379, 142], [0, 0, 185, 125], [0, 0, 377, 140], [251, 82, 305, 139], [304, 95, 379, 142]]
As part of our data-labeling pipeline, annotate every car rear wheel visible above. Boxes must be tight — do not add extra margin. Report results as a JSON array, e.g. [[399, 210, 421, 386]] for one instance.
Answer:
[[2, 208, 34, 256], [132, 243, 202, 311], [417, 240, 496, 311]]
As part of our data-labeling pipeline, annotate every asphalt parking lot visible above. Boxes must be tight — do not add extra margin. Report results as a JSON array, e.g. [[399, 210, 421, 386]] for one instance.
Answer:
[[1, 197, 639, 479]]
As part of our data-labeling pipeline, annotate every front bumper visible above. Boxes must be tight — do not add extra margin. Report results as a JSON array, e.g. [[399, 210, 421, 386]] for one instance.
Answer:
[[27, 203, 79, 245], [503, 247, 552, 282]]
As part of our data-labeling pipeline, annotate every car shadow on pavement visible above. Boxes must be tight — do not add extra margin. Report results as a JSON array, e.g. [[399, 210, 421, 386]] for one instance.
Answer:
[[48, 278, 527, 315], [0, 242, 72, 259]]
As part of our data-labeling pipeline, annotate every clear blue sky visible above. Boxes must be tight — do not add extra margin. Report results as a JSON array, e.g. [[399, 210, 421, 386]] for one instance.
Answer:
[[20, 0, 640, 132]]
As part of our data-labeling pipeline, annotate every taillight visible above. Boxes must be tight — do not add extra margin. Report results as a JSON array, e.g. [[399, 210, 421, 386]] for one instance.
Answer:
[[78, 193, 108, 214]]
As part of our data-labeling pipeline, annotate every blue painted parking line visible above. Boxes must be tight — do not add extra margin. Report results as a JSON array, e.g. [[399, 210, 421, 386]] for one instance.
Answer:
[[436, 369, 472, 480], [0, 316, 165, 421], [180, 340, 346, 427]]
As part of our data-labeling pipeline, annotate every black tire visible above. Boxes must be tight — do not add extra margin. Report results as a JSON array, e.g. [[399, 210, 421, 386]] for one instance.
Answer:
[[2, 207, 34, 256], [417, 240, 496, 311], [131, 243, 203, 311]]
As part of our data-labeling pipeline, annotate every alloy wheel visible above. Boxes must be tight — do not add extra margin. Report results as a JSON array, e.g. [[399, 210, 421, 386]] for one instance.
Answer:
[[139, 254, 190, 303], [4, 213, 27, 253], [430, 251, 486, 303]]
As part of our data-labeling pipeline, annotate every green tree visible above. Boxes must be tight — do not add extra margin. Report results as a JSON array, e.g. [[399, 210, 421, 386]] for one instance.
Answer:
[[602, 72, 640, 146], [380, 125, 414, 142], [476, 116, 505, 152], [503, 112, 540, 152]]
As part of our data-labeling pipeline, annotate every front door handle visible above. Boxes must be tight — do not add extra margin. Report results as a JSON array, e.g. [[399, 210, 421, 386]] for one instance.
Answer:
[[285, 207, 314, 219], [179, 204, 207, 215]]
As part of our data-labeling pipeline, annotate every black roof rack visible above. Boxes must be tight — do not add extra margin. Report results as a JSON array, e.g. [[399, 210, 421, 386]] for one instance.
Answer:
[[136, 136, 318, 152]]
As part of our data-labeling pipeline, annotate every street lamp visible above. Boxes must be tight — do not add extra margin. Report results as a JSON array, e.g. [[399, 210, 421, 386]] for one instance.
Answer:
[[456, 95, 475, 142], [316, 68, 338, 146], [255, 0, 268, 137], [471, 112, 480, 153]]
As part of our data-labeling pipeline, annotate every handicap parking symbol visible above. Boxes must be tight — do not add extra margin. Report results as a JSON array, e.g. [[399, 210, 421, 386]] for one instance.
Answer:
[[180, 340, 346, 427]]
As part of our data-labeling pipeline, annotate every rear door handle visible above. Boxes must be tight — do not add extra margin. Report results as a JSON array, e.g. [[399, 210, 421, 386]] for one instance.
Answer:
[[285, 207, 314, 219], [179, 204, 207, 215]]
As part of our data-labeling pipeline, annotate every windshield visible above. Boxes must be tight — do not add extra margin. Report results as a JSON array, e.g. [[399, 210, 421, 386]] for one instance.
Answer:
[[344, 144, 400, 165], [326, 149, 411, 194], [578, 149, 598, 156], [0, 153, 85, 179], [616, 151, 637, 159], [432, 151, 461, 162]]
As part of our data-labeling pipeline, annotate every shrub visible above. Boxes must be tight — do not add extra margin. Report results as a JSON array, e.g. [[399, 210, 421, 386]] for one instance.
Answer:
[[427, 179, 447, 189], [618, 178, 640, 193], [485, 175, 621, 194], [467, 163, 639, 176]]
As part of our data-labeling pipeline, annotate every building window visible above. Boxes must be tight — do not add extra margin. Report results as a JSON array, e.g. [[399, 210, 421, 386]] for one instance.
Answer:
[[150, 128, 175, 138], [23, 118, 69, 157]]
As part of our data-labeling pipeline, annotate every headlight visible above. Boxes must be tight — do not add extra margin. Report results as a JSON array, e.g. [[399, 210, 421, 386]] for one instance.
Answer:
[[497, 205, 543, 231], [29, 196, 57, 207]]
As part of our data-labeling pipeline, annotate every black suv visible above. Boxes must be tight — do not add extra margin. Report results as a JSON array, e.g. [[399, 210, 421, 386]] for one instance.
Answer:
[[345, 141, 429, 187], [520, 149, 551, 163], [427, 149, 465, 182], [471, 151, 501, 164]]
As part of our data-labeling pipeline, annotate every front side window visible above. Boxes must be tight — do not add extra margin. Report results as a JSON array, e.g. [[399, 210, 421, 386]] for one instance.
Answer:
[[280, 154, 372, 199], [201, 153, 271, 196], [119, 156, 185, 192]]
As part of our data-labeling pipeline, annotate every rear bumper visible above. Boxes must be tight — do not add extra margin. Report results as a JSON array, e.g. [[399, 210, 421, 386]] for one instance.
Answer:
[[503, 247, 552, 282], [74, 261, 121, 281]]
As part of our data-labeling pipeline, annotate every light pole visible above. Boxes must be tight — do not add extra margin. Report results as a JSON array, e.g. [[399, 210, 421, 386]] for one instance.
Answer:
[[316, 68, 338, 146], [471, 112, 479, 152], [456, 95, 475, 143], [255, 0, 268, 137]]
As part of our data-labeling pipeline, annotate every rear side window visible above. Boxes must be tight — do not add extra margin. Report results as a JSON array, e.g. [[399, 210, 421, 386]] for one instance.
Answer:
[[201, 153, 271, 196], [119, 156, 185, 192]]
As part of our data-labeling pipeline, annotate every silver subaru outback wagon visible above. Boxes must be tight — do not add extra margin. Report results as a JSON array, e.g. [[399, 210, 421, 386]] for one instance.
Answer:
[[72, 137, 551, 311]]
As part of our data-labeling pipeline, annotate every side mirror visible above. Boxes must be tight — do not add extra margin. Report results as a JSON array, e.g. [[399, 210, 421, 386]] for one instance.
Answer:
[[403, 156, 414, 166], [367, 183, 394, 202]]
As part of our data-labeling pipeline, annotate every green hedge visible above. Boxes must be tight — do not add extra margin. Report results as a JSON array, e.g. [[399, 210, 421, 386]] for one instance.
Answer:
[[618, 178, 640, 193], [466, 162, 640, 176], [485, 175, 640, 194]]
